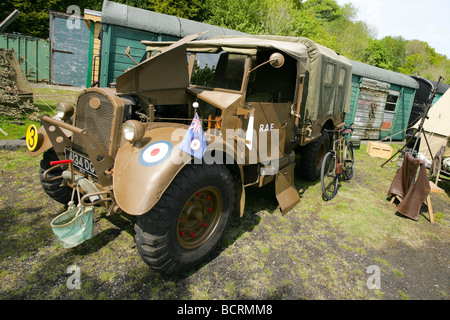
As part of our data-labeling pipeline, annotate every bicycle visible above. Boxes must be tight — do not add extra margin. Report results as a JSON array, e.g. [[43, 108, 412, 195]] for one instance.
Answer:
[[320, 125, 354, 201]]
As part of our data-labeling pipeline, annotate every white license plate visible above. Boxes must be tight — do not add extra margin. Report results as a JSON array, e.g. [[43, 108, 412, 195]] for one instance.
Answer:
[[65, 148, 97, 177]]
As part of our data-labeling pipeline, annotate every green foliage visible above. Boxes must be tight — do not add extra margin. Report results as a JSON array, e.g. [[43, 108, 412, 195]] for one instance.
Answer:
[[363, 40, 393, 70], [190, 62, 216, 87], [399, 54, 428, 76], [203, 0, 266, 34], [147, 0, 207, 21], [302, 0, 344, 22], [378, 36, 407, 72]]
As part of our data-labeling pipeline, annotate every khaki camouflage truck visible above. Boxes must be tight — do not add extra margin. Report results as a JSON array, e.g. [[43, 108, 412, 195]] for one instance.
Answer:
[[26, 34, 352, 275]]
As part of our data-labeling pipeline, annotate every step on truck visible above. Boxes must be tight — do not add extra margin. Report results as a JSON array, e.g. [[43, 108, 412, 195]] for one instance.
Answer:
[[27, 33, 352, 275]]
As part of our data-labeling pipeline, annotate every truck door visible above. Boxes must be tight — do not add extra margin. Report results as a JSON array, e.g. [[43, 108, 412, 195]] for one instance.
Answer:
[[245, 50, 297, 161]]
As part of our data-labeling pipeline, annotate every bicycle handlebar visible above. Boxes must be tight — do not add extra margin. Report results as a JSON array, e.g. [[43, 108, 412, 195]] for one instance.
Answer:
[[323, 124, 353, 135]]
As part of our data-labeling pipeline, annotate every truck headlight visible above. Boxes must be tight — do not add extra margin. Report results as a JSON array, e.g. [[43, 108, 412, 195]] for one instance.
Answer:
[[56, 102, 74, 120], [123, 120, 145, 143]]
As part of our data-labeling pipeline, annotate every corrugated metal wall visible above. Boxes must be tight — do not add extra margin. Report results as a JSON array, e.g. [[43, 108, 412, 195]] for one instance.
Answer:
[[0, 33, 50, 82]]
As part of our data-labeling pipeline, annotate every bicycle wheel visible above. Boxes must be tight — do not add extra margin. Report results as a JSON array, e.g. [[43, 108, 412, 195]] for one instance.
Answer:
[[321, 151, 339, 200], [343, 141, 355, 180]]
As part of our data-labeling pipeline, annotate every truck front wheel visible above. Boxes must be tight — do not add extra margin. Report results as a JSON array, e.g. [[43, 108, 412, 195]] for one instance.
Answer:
[[39, 149, 73, 205], [134, 163, 235, 275]]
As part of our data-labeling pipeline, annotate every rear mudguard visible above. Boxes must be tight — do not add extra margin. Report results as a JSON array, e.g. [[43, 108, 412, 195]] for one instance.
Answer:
[[113, 126, 243, 216]]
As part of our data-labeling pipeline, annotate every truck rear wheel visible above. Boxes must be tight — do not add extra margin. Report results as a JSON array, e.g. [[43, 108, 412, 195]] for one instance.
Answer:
[[39, 149, 73, 205], [299, 131, 329, 181], [135, 163, 235, 275]]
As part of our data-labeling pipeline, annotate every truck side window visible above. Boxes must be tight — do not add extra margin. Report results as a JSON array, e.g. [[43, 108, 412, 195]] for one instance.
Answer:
[[325, 63, 335, 84], [339, 68, 346, 85], [335, 67, 347, 111]]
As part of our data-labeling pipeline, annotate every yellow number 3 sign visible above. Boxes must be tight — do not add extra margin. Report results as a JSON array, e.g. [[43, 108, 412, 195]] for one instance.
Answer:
[[26, 125, 39, 151]]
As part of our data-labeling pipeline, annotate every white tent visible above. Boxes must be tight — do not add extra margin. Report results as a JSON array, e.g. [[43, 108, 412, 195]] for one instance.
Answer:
[[414, 88, 450, 161]]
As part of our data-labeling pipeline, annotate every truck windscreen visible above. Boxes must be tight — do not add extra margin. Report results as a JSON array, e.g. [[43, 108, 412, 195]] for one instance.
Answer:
[[189, 51, 247, 92]]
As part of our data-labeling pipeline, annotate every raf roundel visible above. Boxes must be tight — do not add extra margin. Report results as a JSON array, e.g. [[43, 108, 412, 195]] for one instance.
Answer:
[[138, 141, 173, 167], [190, 138, 201, 151]]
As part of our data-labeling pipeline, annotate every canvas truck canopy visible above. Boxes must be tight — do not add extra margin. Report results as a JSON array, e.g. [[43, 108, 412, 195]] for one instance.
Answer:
[[142, 35, 352, 121], [142, 36, 309, 60]]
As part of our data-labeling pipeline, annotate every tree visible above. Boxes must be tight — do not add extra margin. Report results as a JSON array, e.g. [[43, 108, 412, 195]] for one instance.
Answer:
[[378, 36, 407, 72], [326, 18, 375, 61], [302, 0, 343, 22], [147, 0, 208, 21], [203, 0, 264, 34], [259, 0, 298, 36], [399, 53, 427, 76], [398, 40, 450, 82], [362, 39, 392, 70]]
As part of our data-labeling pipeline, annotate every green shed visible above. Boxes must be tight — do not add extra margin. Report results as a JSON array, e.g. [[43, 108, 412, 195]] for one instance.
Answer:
[[98, 0, 246, 87], [345, 60, 419, 141]]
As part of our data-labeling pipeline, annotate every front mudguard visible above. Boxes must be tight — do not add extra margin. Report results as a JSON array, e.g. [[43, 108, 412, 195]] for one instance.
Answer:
[[113, 126, 190, 215], [113, 126, 244, 216]]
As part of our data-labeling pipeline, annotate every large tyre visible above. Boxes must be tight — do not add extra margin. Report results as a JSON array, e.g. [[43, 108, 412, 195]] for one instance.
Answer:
[[39, 149, 73, 205], [299, 131, 329, 181], [135, 163, 236, 275]]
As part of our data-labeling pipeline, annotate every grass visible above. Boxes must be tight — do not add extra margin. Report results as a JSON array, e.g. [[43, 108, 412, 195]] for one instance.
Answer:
[[310, 144, 446, 249], [0, 87, 80, 140]]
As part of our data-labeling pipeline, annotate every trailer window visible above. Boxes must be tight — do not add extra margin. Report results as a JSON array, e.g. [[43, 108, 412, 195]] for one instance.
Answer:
[[385, 93, 398, 112]]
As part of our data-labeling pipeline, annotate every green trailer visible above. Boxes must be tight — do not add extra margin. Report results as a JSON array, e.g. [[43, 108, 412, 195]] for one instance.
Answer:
[[345, 60, 418, 141]]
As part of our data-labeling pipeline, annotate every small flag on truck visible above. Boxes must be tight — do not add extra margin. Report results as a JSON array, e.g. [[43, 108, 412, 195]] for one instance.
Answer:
[[178, 112, 206, 159]]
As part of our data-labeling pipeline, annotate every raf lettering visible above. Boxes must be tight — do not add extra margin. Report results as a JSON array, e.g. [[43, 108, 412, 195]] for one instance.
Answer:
[[259, 123, 275, 132]]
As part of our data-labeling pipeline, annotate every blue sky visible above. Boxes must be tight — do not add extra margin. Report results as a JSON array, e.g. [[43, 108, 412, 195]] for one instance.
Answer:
[[335, 0, 450, 58]]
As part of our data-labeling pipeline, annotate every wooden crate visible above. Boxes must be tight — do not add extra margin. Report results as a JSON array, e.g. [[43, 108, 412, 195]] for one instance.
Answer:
[[367, 141, 393, 159]]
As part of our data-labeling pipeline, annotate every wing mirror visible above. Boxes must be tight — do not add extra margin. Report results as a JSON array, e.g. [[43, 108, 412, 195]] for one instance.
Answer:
[[269, 52, 284, 68], [250, 52, 285, 73], [125, 46, 138, 65]]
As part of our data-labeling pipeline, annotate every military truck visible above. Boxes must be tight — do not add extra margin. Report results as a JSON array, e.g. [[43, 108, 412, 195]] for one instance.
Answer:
[[27, 34, 352, 275]]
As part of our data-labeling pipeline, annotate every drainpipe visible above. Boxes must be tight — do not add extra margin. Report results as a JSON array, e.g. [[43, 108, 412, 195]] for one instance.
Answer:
[[0, 9, 20, 32]]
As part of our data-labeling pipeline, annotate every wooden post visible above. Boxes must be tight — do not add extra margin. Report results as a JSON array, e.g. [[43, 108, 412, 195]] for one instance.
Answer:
[[426, 195, 435, 224]]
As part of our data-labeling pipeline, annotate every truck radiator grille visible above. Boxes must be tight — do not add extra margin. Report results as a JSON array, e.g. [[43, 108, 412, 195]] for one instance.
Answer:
[[72, 91, 114, 154]]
